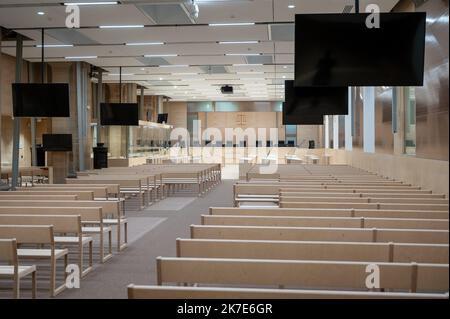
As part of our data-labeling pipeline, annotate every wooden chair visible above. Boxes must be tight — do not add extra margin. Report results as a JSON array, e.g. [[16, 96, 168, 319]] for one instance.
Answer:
[[0, 239, 36, 299], [0, 215, 93, 277], [0, 225, 68, 297]]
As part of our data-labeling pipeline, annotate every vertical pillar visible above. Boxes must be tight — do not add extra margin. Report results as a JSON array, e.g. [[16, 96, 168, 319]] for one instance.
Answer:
[[324, 115, 330, 149], [29, 63, 37, 166], [363, 87, 375, 153], [345, 87, 353, 151], [139, 86, 145, 121], [76, 62, 85, 171], [333, 115, 339, 150], [11, 35, 23, 190], [96, 70, 103, 144]]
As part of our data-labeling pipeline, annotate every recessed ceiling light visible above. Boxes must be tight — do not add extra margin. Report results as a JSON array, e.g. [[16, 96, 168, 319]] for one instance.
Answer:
[[219, 41, 259, 44], [37, 11, 45, 16], [209, 22, 255, 27], [36, 44, 73, 48], [282, 75, 286, 79], [144, 54, 178, 57], [288, 5, 296, 9], [174, 86, 178, 89], [65, 56, 97, 60], [225, 53, 261, 56], [283, 66, 288, 69], [99, 25, 144, 29], [140, 68, 145, 71], [126, 42, 164, 46], [233, 64, 264, 67], [159, 77, 163, 81], [160, 65, 189, 68], [64, 2, 118, 6]]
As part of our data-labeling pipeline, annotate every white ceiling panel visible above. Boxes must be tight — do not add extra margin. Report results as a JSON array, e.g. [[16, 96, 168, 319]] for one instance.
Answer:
[[1, 0, 400, 101]]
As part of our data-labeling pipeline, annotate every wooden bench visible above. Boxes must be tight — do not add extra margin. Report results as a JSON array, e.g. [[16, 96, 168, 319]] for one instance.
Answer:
[[66, 177, 148, 210], [279, 195, 449, 205], [190, 225, 449, 244], [278, 201, 449, 211], [176, 238, 449, 264], [0, 200, 126, 252], [201, 215, 449, 230], [0, 215, 93, 277], [0, 194, 79, 201], [14, 189, 95, 201], [28, 184, 118, 199], [0, 239, 36, 299], [0, 207, 112, 263], [209, 207, 450, 220], [0, 225, 68, 296], [156, 257, 449, 293], [127, 285, 449, 299]]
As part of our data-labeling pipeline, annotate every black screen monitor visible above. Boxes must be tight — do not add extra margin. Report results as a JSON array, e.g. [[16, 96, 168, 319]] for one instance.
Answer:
[[100, 103, 139, 126], [157, 113, 169, 124], [12, 83, 70, 118], [295, 13, 426, 87], [283, 81, 347, 125], [42, 134, 72, 152]]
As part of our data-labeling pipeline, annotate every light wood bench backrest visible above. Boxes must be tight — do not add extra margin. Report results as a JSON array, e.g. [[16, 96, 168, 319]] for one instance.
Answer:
[[0, 200, 119, 217], [209, 207, 450, 220], [15, 189, 95, 200], [279, 201, 448, 211], [201, 215, 449, 230], [0, 238, 17, 263], [0, 225, 53, 244], [157, 257, 449, 292], [127, 285, 450, 299], [176, 239, 449, 264], [0, 206, 102, 222], [190, 225, 449, 244], [0, 194, 78, 201], [0, 215, 81, 234]]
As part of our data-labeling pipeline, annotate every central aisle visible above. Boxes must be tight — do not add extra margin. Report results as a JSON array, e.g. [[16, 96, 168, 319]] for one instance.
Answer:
[[58, 180, 236, 299]]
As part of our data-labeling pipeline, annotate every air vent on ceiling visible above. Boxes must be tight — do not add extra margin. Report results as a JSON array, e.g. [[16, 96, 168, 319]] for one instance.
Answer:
[[246, 55, 273, 65], [45, 29, 98, 45], [269, 24, 294, 41], [136, 57, 170, 66], [199, 66, 228, 74], [138, 3, 194, 25]]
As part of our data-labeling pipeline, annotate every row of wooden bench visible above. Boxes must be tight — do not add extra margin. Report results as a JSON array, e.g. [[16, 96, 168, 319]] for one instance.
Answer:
[[128, 165, 449, 299], [0, 182, 129, 298]]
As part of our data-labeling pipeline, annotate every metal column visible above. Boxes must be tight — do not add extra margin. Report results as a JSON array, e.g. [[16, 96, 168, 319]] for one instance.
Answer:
[[96, 70, 103, 144], [76, 62, 86, 171], [11, 35, 23, 190], [30, 63, 37, 166]]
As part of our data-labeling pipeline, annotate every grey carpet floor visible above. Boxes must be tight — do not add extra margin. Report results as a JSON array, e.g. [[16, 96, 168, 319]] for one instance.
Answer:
[[56, 180, 235, 299]]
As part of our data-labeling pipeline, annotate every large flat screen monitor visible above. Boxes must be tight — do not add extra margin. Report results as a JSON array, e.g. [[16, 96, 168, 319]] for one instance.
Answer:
[[42, 134, 72, 152], [283, 81, 348, 125], [12, 83, 70, 117], [295, 13, 426, 87], [100, 103, 139, 126]]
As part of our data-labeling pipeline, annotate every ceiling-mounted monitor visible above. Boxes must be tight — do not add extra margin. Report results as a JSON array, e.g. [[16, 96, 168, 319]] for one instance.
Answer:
[[100, 103, 139, 126], [283, 80, 348, 125], [12, 83, 70, 117], [294, 13, 426, 87], [42, 134, 72, 152]]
